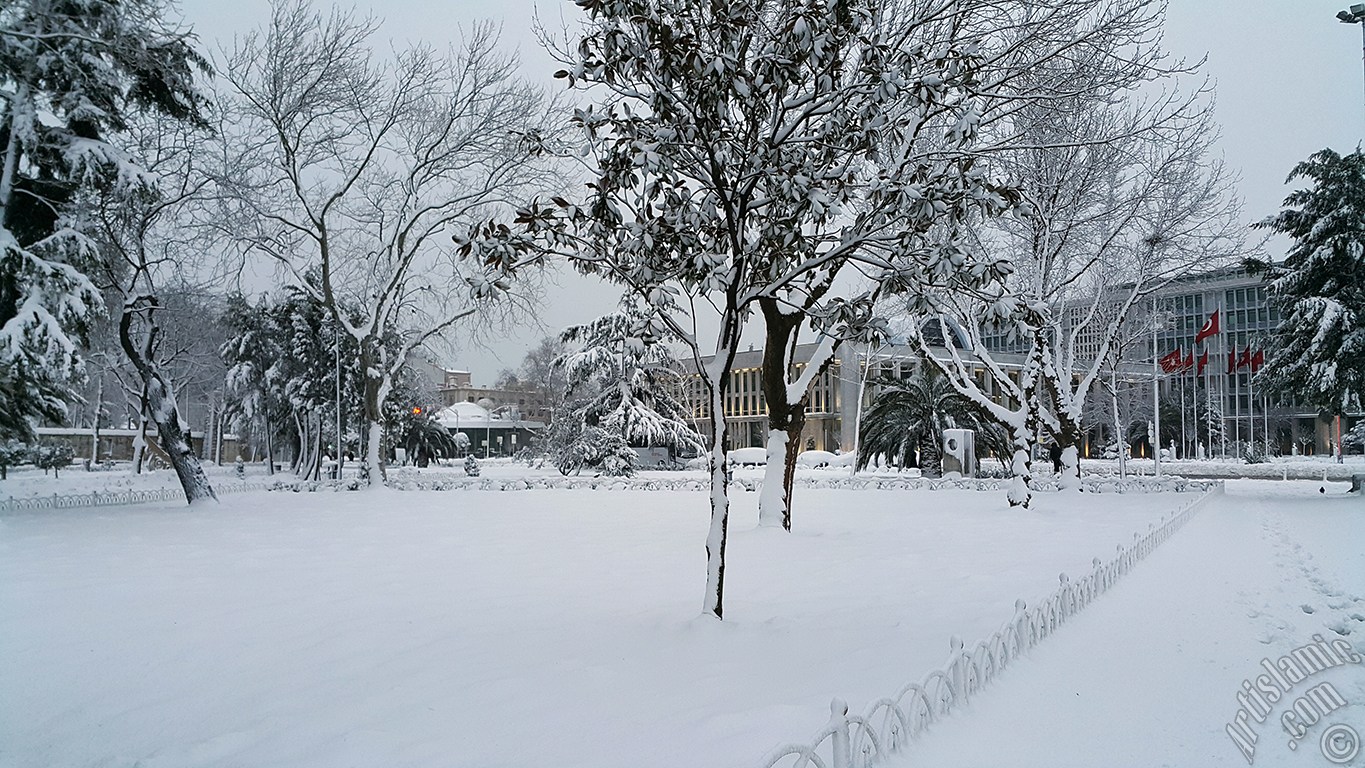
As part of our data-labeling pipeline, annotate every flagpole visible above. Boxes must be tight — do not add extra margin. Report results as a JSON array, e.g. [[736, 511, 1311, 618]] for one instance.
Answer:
[[1179, 356, 1187, 458], [1248, 356, 1255, 449], [1233, 349, 1241, 455], [1152, 302, 1162, 477], [1263, 394, 1270, 455]]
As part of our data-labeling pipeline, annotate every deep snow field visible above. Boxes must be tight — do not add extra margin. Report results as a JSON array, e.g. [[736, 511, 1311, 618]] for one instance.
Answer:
[[0, 482, 1212, 768]]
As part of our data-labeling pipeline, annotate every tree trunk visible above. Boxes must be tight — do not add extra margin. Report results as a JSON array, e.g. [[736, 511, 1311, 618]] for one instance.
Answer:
[[264, 406, 275, 476], [757, 297, 836, 531], [1054, 418, 1083, 491], [701, 310, 742, 619], [120, 299, 216, 503], [1006, 422, 1034, 508], [919, 429, 942, 478], [87, 375, 103, 470], [703, 373, 731, 619], [358, 341, 388, 486], [290, 412, 305, 474]]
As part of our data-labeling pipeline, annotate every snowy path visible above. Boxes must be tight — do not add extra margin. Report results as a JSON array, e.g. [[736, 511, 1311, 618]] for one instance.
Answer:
[[885, 481, 1365, 768]]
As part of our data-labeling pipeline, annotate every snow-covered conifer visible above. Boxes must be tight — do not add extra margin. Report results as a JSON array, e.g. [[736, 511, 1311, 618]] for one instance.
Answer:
[[0, 0, 208, 442]]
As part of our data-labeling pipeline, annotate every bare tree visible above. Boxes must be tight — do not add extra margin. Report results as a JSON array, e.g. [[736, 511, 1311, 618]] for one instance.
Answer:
[[218, 0, 559, 486], [90, 118, 220, 503], [913, 12, 1243, 506]]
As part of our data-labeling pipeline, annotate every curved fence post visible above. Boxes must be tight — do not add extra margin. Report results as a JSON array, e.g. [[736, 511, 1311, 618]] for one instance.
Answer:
[[829, 698, 851, 768]]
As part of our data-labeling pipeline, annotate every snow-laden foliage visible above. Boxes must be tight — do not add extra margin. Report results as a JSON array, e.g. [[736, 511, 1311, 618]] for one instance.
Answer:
[[404, 415, 459, 468], [1344, 419, 1365, 451], [557, 301, 705, 458], [220, 285, 429, 481], [1250, 148, 1365, 416], [0, 438, 27, 479], [552, 425, 638, 477], [29, 441, 74, 477], [856, 367, 997, 478], [0, 0, 208, 441]]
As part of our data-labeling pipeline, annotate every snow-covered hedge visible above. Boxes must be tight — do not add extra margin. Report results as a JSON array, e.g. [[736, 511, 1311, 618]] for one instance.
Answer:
[[760, 486, 1222, 768]]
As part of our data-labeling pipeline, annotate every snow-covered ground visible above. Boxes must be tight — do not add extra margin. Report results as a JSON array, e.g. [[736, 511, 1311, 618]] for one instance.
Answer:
[[0, 485, 1196, 768], [885, 480, 1365, 768]]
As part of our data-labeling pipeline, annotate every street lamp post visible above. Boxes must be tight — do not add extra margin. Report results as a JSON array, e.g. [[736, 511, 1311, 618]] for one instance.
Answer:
[[1339, 4, 1365, 123]]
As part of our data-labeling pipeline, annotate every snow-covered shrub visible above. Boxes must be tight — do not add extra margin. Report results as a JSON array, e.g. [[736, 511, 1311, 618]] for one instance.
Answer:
[[0, 440, 28, 480], [30, 443, 75, 478], [1345, 420, 1365, 453], [1242, 442, 1269, 464], [464, 455, 481, 477], [556, 426, 636, 477]]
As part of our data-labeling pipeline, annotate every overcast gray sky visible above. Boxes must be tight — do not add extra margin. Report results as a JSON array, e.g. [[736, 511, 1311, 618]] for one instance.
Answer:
[[181, 0, 1363, 384]]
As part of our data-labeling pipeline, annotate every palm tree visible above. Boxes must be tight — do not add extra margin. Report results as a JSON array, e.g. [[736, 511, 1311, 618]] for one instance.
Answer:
[[856, 367, 986, 478]]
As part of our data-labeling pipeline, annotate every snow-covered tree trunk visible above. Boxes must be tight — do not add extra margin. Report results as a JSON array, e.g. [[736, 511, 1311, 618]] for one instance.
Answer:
[[757, 299, 839, 530], [1111, 370, 1127, 479], [1059, 445, 1081, 490], [132, 394, 149, 474], [120, 299, 216, 504], [1006, 438, 1033, 508], [358, 340, 391, 487], [701, 315, 742, 619], [702, 371, 731, 620]]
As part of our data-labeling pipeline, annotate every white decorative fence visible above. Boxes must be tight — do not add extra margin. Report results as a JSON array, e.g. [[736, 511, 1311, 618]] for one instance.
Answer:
[[0, 473, 1219, 511], [0, 481, 273, 513], [759, 484, 1223, 768]]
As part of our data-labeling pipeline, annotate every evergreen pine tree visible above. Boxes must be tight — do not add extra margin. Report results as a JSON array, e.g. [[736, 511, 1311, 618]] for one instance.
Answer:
[[0, 0, 209, 440], [1250, 148, 1365, 417]]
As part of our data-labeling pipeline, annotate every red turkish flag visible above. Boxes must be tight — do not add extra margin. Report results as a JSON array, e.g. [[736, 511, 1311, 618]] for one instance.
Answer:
[[1237, 347, 1253, 370], [1251, 349, 1265, 372], [1197, 349, 1209, 375], [1195, 310, 1220, 344], [1159, 348, 1184, 373]]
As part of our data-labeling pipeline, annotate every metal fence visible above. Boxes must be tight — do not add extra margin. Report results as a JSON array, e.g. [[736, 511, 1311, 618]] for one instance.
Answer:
[[759, 484, 1223, 768], [0, 481, 274, 514]]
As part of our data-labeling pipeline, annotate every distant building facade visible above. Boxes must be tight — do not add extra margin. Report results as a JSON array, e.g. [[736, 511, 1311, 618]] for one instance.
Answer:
[[678, 266, 1361, 459]]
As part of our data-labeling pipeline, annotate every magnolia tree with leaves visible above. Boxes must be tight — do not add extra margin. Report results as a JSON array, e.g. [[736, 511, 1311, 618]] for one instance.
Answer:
[[0, 0, 207, 445], [455, 0, 1214, 617], [218, 0, 558, 486], [909, 4, 1243, 506], [1249, 148, 1365, 455]]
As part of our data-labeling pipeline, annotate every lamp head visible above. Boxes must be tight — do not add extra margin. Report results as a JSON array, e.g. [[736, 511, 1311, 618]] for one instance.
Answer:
[[1341, 8, 1360, 22]]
